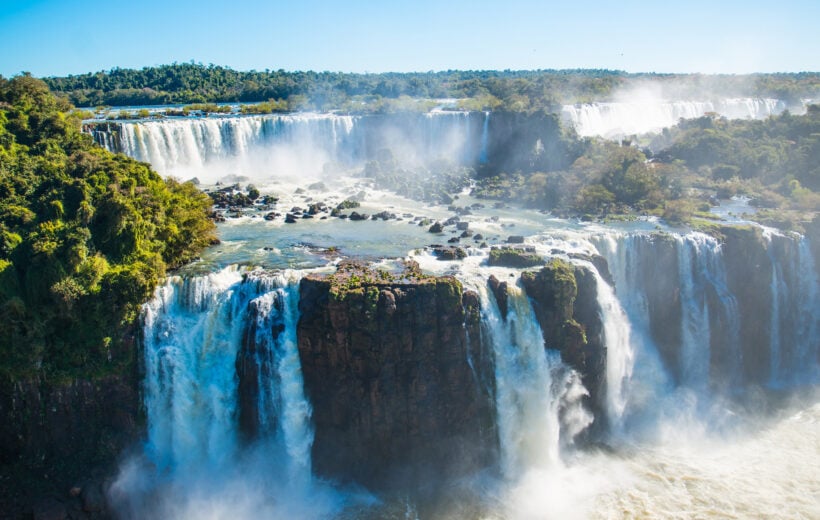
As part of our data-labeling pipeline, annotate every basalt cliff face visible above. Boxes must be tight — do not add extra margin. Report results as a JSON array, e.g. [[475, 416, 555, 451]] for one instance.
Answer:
[[0, 369, 140, 517], [295, 262, 497, 489]]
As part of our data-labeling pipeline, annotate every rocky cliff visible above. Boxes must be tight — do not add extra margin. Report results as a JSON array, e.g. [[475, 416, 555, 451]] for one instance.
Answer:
[[296, 261, 496, 489], [0, 372, 140, 518], [518, 259, 606, 420]]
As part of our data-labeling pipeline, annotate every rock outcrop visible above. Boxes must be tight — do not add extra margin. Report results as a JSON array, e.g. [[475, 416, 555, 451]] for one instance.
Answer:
[[487, 246, 543, 268], [297, 261, 496, 489], [519, 259, 605, 418]]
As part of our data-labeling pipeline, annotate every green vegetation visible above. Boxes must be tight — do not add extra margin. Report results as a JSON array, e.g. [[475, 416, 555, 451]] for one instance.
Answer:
[[472, 107, 820, 228], [0, 75, 217, 380], [42, 63, 820, 112], [326, 260, 434, 300], [487, 247, 543, 268]]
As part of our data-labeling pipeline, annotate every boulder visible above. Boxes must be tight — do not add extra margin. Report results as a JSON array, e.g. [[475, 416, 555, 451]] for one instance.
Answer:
[[487, 247, 543, 268], [431, 246, 467, 261]]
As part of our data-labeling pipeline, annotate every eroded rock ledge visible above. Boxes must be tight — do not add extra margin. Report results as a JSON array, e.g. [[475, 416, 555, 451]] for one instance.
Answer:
[[297, 261, 497, 489]]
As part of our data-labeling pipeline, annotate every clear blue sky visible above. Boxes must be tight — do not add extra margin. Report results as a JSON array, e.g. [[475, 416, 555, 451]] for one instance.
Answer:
[[1, 0, 818, 77]]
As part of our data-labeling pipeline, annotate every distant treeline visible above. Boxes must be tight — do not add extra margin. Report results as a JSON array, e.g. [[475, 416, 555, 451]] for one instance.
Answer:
[[40, 63, 820, 111]]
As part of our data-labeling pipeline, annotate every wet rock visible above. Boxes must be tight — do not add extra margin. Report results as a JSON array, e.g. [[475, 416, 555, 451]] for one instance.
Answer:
[[297, 263, 496, 490], [308, 203, 327, 215], [336, 199, 361, 210], [429, 222, 444, 233], [487, 275, 509, 319], [285, 213, 298, 224], [487, 247, 543, 268], [568, 253, 614, 286], [456, 222, 469, 231], [431, 246, 467, 260], [506, 235, 525, 244], [349, 211, 368, 221], [371, 211, 397, 221], [264, 212, 277, 221], [520, 260, 605, 423]]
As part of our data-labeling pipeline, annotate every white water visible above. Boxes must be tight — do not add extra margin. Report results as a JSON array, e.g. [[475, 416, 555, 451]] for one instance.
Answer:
[[479, 281, 565, 475], [100, 111, 480, 181], [99, 106, 820, 517], [585, 261, 634, 433], [111, 267, 343, 519], [765, 232, 820, 386], [479, 111, 490, 164], [675, 234, 713, 391], [562, 97, 789, 137], [113, 228, 820, 518]]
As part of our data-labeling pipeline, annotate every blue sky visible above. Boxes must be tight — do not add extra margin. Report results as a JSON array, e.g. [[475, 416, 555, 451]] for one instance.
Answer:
[[1, 0, 818, 77]]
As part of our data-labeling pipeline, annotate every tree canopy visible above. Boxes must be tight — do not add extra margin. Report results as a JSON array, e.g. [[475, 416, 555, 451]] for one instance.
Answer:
[[42, 63, 820, 112], [0, 75, 217, 380]]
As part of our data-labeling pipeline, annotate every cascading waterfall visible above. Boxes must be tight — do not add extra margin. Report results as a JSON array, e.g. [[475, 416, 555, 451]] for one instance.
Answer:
[[243, 273, 313, 482], [795, 239, 820, 380], [561, 97, 790, 137], [595, 230, 814, 397], [474, 276, 591, 477], [118, 226, 819, 517], [115, 113, 360, 176], [141, 267, 246, 472], [675, 234, 713, 391], [765, 232, 820, 386], [91, 111, 485, 178], [479, 281, 559, 475], [479, 111, 490, 164], [576, 259, 635, 432], [141, 267, 312, 476], [592, 233, 673, 422]]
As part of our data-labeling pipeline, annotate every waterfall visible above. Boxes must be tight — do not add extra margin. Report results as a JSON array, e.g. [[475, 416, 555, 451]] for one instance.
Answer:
[[479, 111, 490, 164], [561, 97, 790, 137], [110, 113, 361, 178], [675, 234, 713, 391], [243, 272, 312, 481], [795, 239, 820, 381], [90, 111, 485, 179], [141, 267, 312, 476], [585, 261, 634, 431], [475, 277, 591, 477], [592, 233, 672, 421], [595, 229, 818, 400], [765, 232, 820, 386]]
